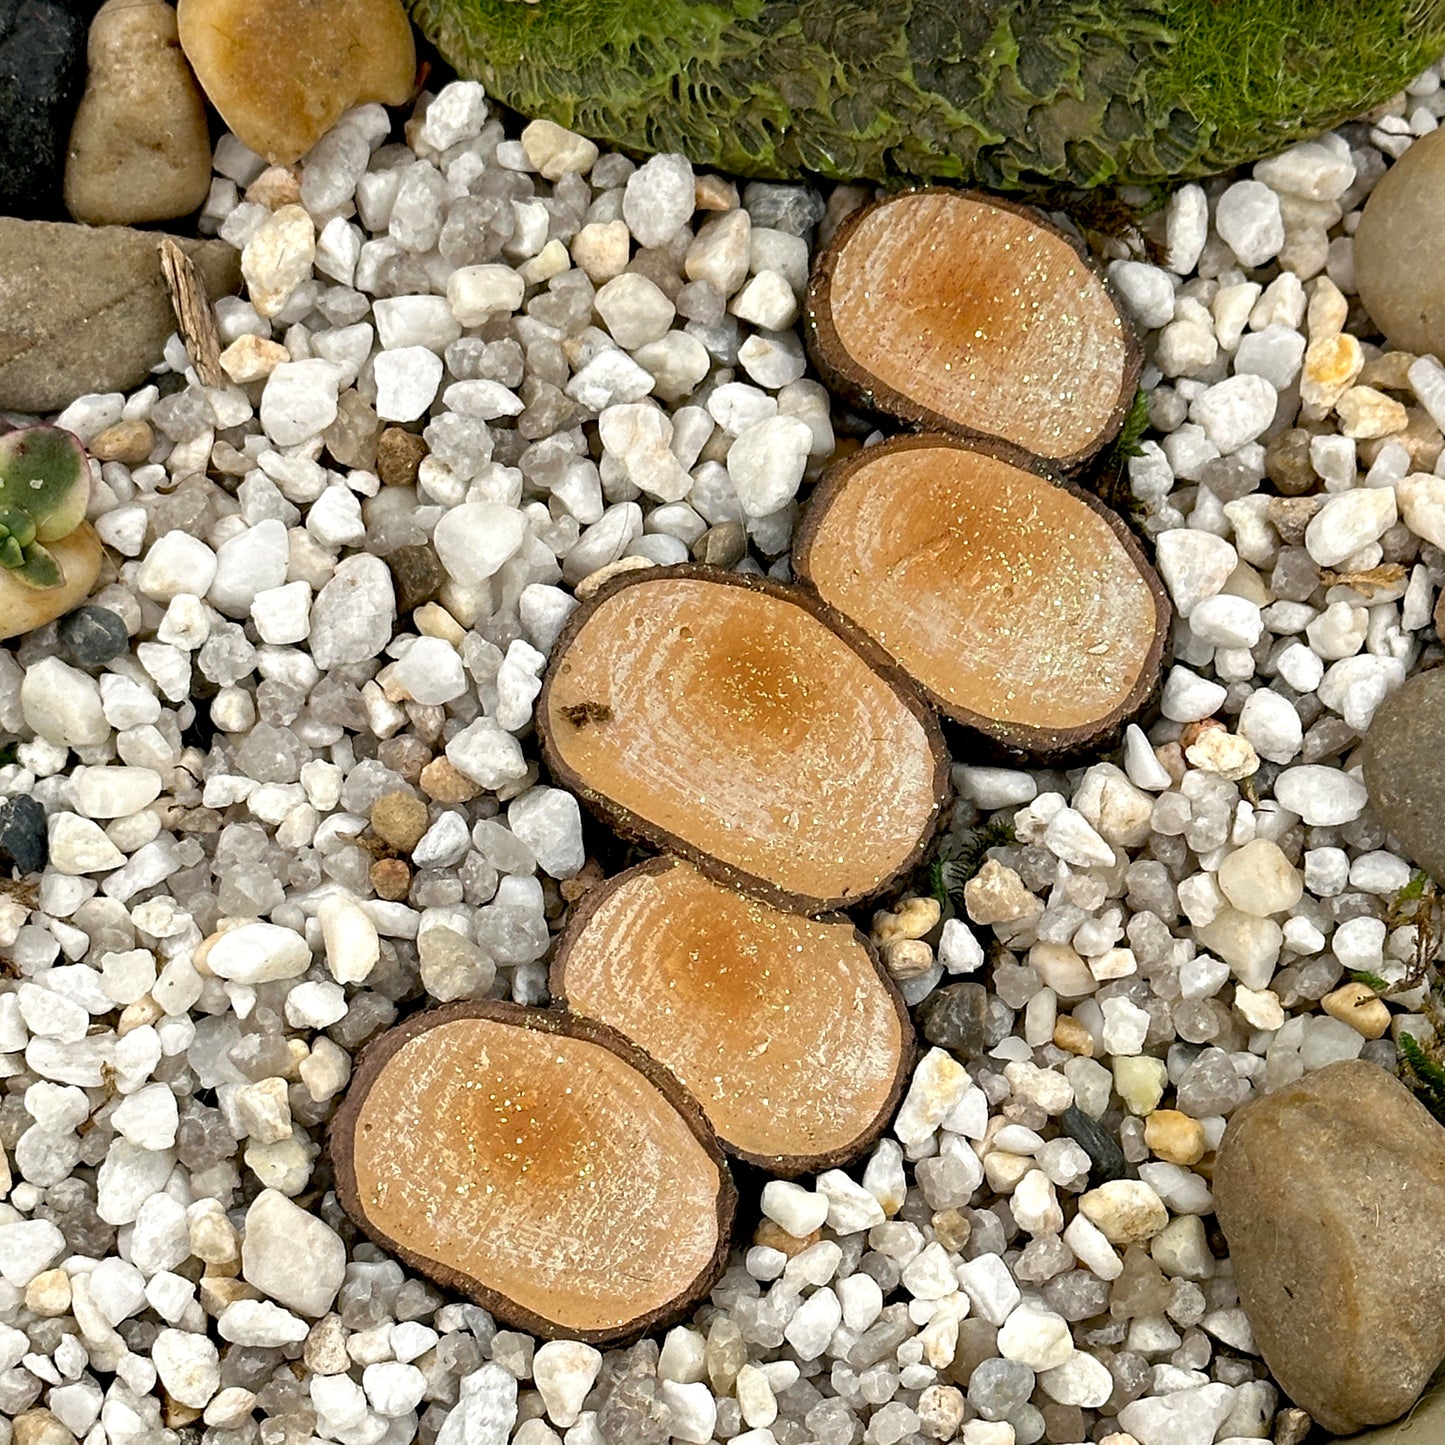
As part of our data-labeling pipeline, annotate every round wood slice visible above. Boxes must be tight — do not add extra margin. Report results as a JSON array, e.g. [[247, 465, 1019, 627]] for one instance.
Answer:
[[330, 1001, 736, 1343], [807, 189, 1140, 470], [552, 856, 914, 1174], [794, 435, 1171, 756], [538, 564, 950, 914]]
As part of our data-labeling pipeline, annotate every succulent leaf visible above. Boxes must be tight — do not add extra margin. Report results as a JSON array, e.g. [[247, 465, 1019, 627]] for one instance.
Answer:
[[5, 542, 62, 590], [0, 426, 91, 543]]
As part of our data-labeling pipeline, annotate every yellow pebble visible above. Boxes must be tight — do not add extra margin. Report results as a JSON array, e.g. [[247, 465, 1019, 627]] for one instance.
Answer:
[[1144, 1109, 1207, 1166], [1321, 981, 1392, 1039]]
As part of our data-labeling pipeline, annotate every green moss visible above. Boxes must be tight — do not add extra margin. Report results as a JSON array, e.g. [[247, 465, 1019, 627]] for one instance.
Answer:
[[409, 0, 1445, 187]]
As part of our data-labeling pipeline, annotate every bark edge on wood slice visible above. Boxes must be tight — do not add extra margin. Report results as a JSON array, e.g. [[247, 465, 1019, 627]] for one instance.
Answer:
[[538, 563, 951, 915], [807, 188, 1141, 471], [329, 999, 736, 1343], [551, 855, 915, 1174], [794, 434, 1171, 758]]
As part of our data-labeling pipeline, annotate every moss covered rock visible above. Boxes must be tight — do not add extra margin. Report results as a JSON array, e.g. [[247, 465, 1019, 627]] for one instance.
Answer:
[[408, 0, 1445, 188]]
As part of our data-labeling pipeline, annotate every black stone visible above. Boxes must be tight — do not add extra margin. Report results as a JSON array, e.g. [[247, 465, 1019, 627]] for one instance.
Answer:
[[0, 793, 46, 873], [0, 0, 95, 219], [57, 605, 128, 668], [915, 982, 989, 1059], [387, 545, 447, 614], [1060, 1105, 1128, 1183]]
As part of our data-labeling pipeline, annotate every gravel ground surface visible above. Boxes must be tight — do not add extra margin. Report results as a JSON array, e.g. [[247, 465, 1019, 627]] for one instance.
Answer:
[[4, 45, 1445, 1445]]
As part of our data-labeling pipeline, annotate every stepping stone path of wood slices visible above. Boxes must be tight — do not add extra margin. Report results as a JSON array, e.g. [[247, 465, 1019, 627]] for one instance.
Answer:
[[331, 187, 1171, 1342]]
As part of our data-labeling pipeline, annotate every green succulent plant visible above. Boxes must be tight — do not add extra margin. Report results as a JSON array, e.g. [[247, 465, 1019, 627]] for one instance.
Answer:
[[408, 0, 1445, 189], [0, 426, 91, 590]]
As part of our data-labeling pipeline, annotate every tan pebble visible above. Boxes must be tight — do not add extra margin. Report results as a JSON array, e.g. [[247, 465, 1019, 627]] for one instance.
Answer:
[[1266, 495, 1323, 547], [963, 859, 1040, 927], [560, 857, 605, 903], [570, 220, 632, 283], [1306, 276, 1350, 340], [1337, 385, 1409, 440], [871, 894, 941, 944], [1053, 1016, 1095, 1057], [24, 1269, 72, 1316], [1144, 1108, 1207, 1166], [13, 1411, 79, 1445], [695, 174, 740, 211], [753, 1219, 820, 1257], [164, 1399, 203, 1429], [241, 203, 315, 318], [931, 1207, 971, 1253], [882, 938, 934, 980], [1153, 740, 1187, 786], [1358, 406, 1443, 472], [518, 118, 598, 180], [219, 334, 289, 384], [370, 790, 429, 853], [1233, 984, 1286, 1032], [420, 756, 480, 805], [575, 555, 655, 600], [1358, 349, 1418, 391], [376, 426, 428, 487], [199, 1275, 262, 1315], [64, 0, 212, 226], [244, 165, 303, 210], [176, 0, 416, 165], [413, 600, 466, 645], [203, 1389, 258, 1430], [1321, 981, 1392, 1039], [1300, 332, 1364, 414], [370, 856, 411, 901], [1184, 727, 1259, 781], [89, 418, 154, 465], [118, 995, 163, 1034]]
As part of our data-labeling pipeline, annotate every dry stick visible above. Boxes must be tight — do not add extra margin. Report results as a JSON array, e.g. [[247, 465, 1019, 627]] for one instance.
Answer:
[[550, 856, 916, 1174], [330, 1000, 737, 1343], [806, 188, 1142, 471], [158, 237, 227, 389], [793, 434, 1171, 757]]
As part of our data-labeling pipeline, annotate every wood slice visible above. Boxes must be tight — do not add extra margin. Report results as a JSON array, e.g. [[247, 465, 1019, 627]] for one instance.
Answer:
[[538, 564, 950, 914], [794, 435, 1171, 757], [552, 856, 914, 1174], [807, 189, 1140, 470], [330, 1001, 736, 1343]]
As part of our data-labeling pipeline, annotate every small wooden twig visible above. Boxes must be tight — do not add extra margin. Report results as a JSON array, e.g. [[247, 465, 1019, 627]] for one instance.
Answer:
[[158, 238, 227, 389]]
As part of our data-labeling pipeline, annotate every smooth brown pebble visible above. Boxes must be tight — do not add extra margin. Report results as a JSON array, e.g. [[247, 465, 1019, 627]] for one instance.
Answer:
[[369, 790, 428, 854], [1355, 125, 1445, 356], [370, 856, 411, 901], [1215, 1059, 1445, 1434], [176, 0, 415, 165], [64, 0, 212, 226], [89, 419, 154, 465], [419, 757, 479, 805], [376, 427, 428, 487]]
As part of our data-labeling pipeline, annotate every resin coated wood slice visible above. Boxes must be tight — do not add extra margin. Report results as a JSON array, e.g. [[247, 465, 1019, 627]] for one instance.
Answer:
[[330, 1001, 735, 1343], [538, 565, 949, 914], [807, 189, 1140, 470], [552, 857, 914, 1174], [794, 436, 1170, 756]]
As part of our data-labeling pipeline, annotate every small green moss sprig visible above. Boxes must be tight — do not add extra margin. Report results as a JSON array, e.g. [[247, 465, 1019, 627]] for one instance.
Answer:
[[927, 818, 1017, 907], [0, 425, 91, 590]]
